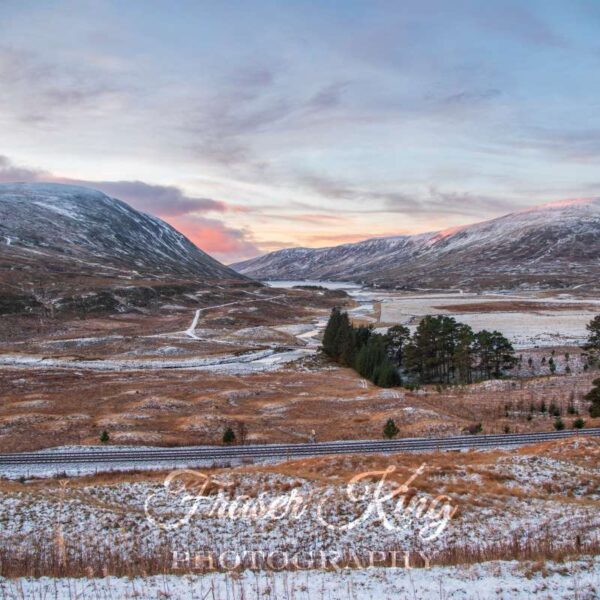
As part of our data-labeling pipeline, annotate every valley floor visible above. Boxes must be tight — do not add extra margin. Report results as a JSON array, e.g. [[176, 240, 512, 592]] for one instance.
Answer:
[[1, 284, 598, 597], [0, 284, 598, 451]]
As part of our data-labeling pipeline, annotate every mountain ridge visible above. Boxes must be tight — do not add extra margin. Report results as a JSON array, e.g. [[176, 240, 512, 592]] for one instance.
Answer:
[[232, 198, 600, 290], [0, 182, 250, 316]]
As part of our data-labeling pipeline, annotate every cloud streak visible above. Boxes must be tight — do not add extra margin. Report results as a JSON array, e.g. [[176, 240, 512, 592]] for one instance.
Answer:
[[2, 1, 600, 259], [0, 45, 130, 124], [298, 173, 523, 219]]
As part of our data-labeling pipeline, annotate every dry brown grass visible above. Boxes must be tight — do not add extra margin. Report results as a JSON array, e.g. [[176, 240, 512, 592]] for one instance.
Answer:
[[0, 362, 597, 452], [1, 282, 598, 452], [433, 301, 600, 313], [0, 535, 597, 578]]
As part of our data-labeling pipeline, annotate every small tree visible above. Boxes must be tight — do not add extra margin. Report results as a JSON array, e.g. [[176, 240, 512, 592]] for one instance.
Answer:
[[383, 418, 399, 439], [585, 378, 600, 418], [548, 357, 556, 375], [572, 417, 585, 429], [223, 427, 236, 445], [585, 315, 600, 354], [465, 422, 483, 435], [554, 417, 565, 431], [100, 430, 109, 444]]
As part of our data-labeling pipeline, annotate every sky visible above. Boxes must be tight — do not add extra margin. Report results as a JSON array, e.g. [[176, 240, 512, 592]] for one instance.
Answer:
[[1, 0, 600, 263]]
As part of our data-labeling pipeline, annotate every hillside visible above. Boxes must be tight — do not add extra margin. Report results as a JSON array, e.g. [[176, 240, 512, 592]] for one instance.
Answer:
[[232, 198, 600, 290], [0, 183, 250, 315]]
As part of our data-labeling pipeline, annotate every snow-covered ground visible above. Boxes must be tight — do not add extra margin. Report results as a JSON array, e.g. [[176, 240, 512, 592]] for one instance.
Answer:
[[270, 282, 599, 348], [1, 559, 598, 599], [2, 443, 598, 560], [377, 293, 599, 348], [1, 441, 598, 597], [0, 348, 311, 374], [266, 280, 362, 291]]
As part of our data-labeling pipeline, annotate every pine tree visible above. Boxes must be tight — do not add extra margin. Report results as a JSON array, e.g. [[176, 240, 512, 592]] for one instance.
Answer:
[[334, 312, 352, 360], [473, 330, 495, 380], [572, 417, 585, 429], [223, 427, 236, 445], [585, 315, 600, 354], [355, 334, 387, 381], [405, 315, 459, 384], [100, 430, 109, 444], [384, 325, 411, 366], [554, 417, 565, 431], [338, 319, 356, 366], [373, 362, 401, 387], [354, 325, 372, 351], [355, 345, 370, 378], [489, 331, 517, 377], [324, 308, 522, 389], [453, 324, 475, 384], [383, 418, 399, 439], [322, 308, 342, 358], [585, 378, 600, 418]]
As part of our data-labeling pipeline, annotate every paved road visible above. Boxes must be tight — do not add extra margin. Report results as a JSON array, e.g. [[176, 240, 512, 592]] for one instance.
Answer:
[[0, 428, 598, 467]]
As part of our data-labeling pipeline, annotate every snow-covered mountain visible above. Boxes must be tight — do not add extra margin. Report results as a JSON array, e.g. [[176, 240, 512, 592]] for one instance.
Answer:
[[0, 183, 247, 314], [232, 198, 600, 290]]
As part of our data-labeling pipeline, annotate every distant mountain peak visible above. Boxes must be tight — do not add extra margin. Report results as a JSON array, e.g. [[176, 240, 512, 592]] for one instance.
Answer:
[[232, 198, 600, 291], [512, 196, 600, 216]]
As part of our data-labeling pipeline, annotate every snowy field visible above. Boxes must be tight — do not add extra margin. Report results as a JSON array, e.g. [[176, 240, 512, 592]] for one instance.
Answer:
[[375, 293, 600, 348], [0, 348, 312, 374], [1, 440, 598, 567], [1, 559, 598, 599], [266, 280, 362, 291], [269, 282, 600, 348], [0, 436, 598, 598]]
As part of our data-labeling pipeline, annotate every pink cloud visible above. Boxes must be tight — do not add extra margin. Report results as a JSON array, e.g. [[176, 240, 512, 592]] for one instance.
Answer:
[[0, 155, 262, 262], [167, 215, 260, 262]]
